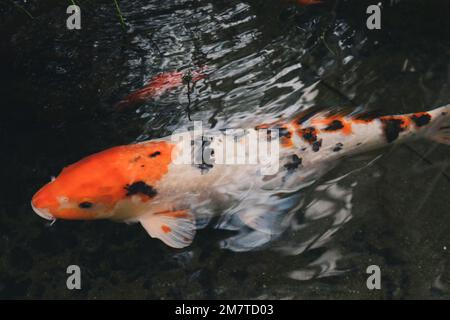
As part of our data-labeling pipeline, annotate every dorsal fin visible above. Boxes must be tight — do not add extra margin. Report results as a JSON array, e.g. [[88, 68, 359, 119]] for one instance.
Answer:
[[292, 106, 383, 126]]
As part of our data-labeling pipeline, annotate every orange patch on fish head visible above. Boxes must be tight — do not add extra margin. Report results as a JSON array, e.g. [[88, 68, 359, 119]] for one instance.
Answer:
[[31, 141, 174, 221]]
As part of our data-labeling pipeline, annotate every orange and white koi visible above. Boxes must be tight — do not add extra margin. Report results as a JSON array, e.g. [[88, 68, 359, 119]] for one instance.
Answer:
[[31, 104, 450, 248]]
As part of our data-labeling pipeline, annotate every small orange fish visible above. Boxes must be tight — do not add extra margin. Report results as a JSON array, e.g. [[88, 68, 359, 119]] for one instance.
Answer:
[[32, 104, 450, 248], [116, 69, 206, 111]]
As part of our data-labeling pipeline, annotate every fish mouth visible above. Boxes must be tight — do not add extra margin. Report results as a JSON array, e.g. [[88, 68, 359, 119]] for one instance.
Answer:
[[31, 202, 55, 221]]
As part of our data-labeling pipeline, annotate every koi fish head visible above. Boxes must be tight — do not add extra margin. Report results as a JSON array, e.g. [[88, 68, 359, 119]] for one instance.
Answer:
[[31, 141, 175, 221]]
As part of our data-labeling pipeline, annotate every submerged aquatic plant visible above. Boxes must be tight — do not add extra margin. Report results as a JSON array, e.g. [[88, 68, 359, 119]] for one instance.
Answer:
[[7, 0, 34, 19], [113, 0, 126, 31]]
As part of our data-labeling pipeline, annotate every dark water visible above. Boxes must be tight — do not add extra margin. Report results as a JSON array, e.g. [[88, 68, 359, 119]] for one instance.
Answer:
[[1, 0, 449, 299]]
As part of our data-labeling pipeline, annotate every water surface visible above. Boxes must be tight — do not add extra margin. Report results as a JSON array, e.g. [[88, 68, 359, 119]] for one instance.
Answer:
[[0, 0, 449, 299]]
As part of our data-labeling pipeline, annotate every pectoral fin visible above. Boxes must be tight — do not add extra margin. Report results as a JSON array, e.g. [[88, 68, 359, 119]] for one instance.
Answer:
[[139, 210, 196, 248]]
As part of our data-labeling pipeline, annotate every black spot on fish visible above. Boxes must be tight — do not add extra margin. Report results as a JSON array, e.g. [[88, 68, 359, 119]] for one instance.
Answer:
[[333, 143, 343, 152], [312, 139, 322, 152], [442, 112, 447, 116], [410, 113, 431, 127], [381, 118, 406, 143], [324, 120, 344, 131], [300, 127, 318, 143], [125, 181, 157, 197], [279, 127, 291, 138], [78, 201, 93, 209], [284, 154, 302, 171], [357, 142, 362, 146], [149, 151, 161, 158]]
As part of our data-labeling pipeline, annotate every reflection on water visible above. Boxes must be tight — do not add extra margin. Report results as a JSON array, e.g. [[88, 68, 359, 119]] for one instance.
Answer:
[[1, 0, 450, 299], [288, 249, 347, 281]]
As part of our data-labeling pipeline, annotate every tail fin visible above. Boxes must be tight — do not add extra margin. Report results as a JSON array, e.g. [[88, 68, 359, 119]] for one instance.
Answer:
[[426, 104, 450, 146]]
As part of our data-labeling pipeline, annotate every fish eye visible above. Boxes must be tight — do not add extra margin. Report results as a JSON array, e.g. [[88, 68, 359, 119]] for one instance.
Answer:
[[78, 201, 93, 209]]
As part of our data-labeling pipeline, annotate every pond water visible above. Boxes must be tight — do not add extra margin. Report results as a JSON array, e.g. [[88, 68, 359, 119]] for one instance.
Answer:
[[0, 0, 449, 299]]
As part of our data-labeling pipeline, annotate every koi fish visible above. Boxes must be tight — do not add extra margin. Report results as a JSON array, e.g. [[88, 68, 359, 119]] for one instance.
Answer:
[[116, 69, 206, 111], [31, 104, 450, 248]]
